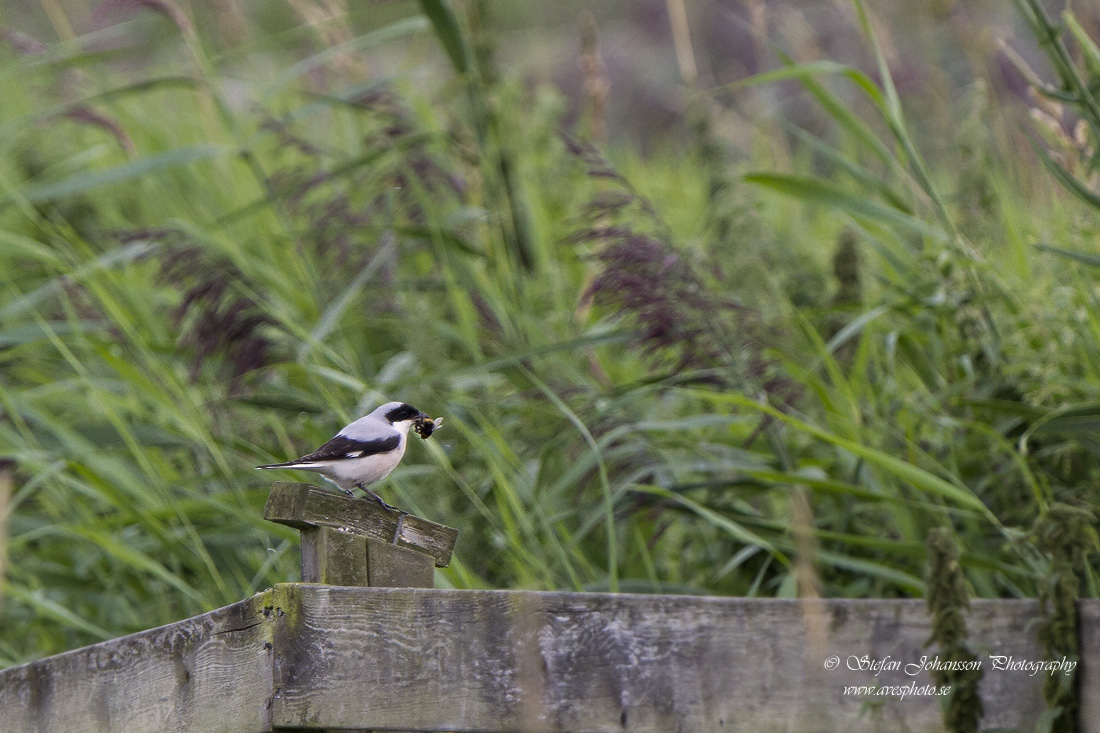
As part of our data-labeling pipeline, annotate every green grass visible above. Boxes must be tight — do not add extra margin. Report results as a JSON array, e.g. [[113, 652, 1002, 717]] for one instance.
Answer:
[[0, 0, 1098, 671]]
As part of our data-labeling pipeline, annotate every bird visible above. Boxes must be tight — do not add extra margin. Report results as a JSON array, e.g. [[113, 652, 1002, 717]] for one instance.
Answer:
[[256, 401, 439, 513]]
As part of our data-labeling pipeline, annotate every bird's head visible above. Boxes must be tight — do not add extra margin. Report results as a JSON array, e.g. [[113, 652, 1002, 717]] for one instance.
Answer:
[[373, 401, 429, 430]]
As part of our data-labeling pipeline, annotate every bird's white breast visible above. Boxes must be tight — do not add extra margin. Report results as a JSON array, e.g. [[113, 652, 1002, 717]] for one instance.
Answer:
[[327, 432, 408, 487]]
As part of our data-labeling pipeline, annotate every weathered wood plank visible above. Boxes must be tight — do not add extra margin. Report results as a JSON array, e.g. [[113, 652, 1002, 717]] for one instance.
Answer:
[[297, 527, 435, 588], [263, 482, 458, 567], [3, 586, 1097, 732], [0, 591, 277, 733], [1081, 601, 1100, 726], [300, 525, 370, 586], [364, 537, 436, 588], [269, 585, 1098, 733]]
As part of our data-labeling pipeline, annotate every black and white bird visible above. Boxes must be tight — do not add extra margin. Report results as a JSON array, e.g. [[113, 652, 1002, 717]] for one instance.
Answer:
[[256, 401, 440, 512]]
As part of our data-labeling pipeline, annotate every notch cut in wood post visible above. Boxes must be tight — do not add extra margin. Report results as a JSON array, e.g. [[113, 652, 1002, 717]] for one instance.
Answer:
[[263, 482, 457, 589]]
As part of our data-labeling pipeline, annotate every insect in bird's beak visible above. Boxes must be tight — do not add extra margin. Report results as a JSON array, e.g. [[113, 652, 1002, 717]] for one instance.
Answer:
[[414, 413, 443, 439]]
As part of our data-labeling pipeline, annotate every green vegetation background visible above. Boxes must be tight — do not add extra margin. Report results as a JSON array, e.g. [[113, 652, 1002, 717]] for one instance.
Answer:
[[1, 0, 1099, 671]]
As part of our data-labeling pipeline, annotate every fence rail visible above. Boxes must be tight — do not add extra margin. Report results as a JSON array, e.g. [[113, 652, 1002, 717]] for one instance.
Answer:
[[2, 584, 1099, 732], [4, 483, 1097, 732]]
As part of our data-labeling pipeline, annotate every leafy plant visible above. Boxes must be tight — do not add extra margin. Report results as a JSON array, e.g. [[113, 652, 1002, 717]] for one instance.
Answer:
[[925, 528, 983, 733]]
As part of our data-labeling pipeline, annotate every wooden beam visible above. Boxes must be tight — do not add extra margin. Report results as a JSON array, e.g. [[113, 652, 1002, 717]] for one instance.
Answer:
[[2, 587, 1097, 732], [364, 537, 436, 588], [0, 591, 275, 732], [1082, 601, 1100, 725], [267, 586, 1093, 733], [297, 526, 435, 588], [299, 525, 369, 586], [262, 482, 458, 568]]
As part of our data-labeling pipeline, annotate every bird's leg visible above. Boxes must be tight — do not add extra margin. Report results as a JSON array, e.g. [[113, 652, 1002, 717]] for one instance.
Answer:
[[356, 483, 400, 513], [353, 483, 406, 542]]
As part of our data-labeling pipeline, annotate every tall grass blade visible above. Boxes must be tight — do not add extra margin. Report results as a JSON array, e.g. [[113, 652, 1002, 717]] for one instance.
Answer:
[[744, 172, 947, 241], [687, 390, 995, 518], [265, 17, 430, 96], [418, 0, 471, 74], [6, 146, 232, 207]]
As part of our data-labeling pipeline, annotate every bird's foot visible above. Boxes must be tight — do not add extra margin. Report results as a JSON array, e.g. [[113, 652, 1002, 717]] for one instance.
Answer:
[[358, 484, 401, 514], [354, 485, 407, 543]]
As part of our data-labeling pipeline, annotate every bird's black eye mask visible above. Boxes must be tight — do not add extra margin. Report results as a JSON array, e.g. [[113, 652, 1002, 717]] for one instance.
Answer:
[[385, 403, 421, 423]]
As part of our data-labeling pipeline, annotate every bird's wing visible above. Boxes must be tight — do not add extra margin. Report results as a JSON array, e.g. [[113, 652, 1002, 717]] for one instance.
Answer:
[[296, 433, 401, 463], [256, 433, 401, 469], [340, 415, 402, 441], [256, 414, 407, 470]]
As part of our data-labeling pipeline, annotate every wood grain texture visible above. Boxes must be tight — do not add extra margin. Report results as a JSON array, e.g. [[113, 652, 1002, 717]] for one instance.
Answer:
[[364, 537, 436, 588], [1081, 601, 1100, 726], [3, 585, 1097, 732], [297, 527, 435, 588], [263, 482, 458, 567], [0, 591, 276, 733], [269, 585, 1099, 733], [300, 526, 370, 586]]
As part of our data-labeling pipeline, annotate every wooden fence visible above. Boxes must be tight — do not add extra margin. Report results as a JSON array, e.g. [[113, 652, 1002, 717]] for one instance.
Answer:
[[1, 482, 1098, 732]]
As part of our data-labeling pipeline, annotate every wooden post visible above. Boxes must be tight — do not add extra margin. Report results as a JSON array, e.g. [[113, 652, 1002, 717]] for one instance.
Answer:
[[263, 482, 458, 733], [263, 482, 458, 588]]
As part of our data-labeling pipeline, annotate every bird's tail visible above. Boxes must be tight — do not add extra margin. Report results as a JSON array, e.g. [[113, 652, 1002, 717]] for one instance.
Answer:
[[256, 462, 313, 470]]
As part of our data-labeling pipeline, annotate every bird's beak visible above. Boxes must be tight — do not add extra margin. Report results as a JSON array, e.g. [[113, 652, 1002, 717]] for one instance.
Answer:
[[418, 411, 431, 422]]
